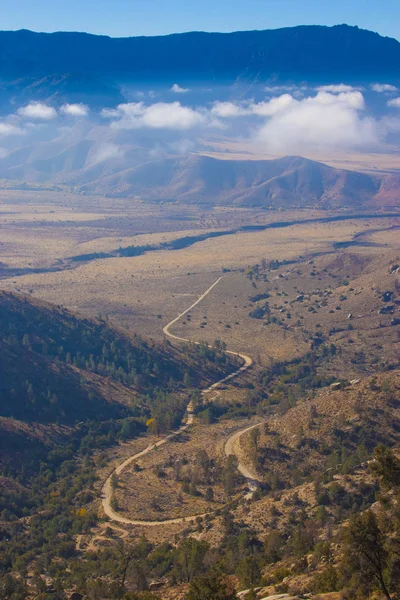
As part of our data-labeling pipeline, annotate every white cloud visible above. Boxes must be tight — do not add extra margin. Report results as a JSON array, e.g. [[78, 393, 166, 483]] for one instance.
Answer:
[[256, 91, 380, 153], [312, 91, 365, 109], [264, 84, 308, 97], [371, 83, 398, 93], [0, 122, 25, 136], [60, 103, 89, 117], [102, 101, 208, 130], [264, 84, 308, 94], [211, 95, 297, 118], [17, 102, 57, 120], [212, 91, 363, 120], [171, 83, 189, 93], [387, 98, 400, 108], [316, 84, 357, 93], [211, 102, 249, 118], [100, 107, 120, 119], [250, 94, 298, 116]]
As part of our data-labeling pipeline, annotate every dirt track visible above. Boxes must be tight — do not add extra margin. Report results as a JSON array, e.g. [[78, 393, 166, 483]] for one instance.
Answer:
[[101, 275, 255, 526]]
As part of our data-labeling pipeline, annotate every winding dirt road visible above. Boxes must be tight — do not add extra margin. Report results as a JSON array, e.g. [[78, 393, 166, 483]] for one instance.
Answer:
[[101, 275, 256, 526]]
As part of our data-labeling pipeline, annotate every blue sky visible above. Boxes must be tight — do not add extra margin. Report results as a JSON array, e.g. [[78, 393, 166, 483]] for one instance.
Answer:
[[1, 0, 399, 39]]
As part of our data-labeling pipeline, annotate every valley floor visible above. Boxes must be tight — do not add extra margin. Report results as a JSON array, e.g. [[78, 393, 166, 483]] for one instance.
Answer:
[[1, 193, 400, 599]]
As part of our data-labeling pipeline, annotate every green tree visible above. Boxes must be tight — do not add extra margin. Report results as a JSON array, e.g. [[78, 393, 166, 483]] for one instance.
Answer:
[[205, 487, 214, 502], [312, 565, 339, 593], [189, 481, 198, 496], [174, 538, 209, 583], [223, 456, 238, 497], [113, 539, 152, 598], [124, 593, 159, 600], [343, 510, 393, 600], [183, 372, 192, 387], [0, 574, 27, 600], [370, 445, 400, 490], [186, 570, 237, 600], [237, 556, 261, 589]]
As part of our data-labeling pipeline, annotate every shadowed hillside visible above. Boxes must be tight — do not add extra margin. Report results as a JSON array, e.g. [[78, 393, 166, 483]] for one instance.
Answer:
[[0, 290, 236, 479]]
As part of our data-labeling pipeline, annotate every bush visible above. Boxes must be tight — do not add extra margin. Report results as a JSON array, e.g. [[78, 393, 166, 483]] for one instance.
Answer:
[[186, 570, 237, 600], [312, 566, 339, 593]]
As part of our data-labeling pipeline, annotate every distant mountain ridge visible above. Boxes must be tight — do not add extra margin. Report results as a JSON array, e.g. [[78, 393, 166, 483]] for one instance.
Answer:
[[0, 25, 399, 108], [81, 154, 400, 209], [0, 25, 399, 82], [1, 146, 399, 209]]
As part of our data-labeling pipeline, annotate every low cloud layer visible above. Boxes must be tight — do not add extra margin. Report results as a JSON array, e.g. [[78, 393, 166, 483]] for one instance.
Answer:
[[256, 91, 379, 152], [1, 83, 400, 170], [210, 89, 399, 153], [0, 101, 90, 139]]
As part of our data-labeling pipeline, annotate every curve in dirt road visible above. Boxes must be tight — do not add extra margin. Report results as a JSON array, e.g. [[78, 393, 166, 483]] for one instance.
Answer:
[[224, 420, 266, 498], [101, 275, 254, 526], [163, 275, 253, 389]]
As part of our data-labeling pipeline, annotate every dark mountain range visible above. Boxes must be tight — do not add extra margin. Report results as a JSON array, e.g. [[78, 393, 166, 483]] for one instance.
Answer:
[[1, 25, 399, 82], [0, 25, 399, 107], [81, 154, 400, 209]]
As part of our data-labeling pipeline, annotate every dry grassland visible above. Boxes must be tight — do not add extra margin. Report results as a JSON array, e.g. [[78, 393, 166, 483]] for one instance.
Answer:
[[1, 216, 394, 344], [171, 272, 310, 363], [113, 418, 253, 521], [252, 246, 400, 377]]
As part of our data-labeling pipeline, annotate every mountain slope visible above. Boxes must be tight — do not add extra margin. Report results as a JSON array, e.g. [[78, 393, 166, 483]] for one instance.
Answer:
[[0, 72, 124, 111], [0, 291, 234, 425], [81, 154, 400, 209]]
